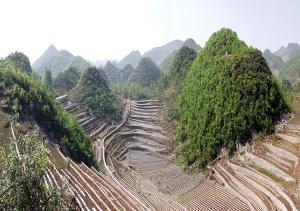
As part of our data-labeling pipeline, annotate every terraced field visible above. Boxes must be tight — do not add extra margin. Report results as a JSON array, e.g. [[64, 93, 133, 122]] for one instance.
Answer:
[[212, 124, 300, 210], [54, 95, 300, 210]]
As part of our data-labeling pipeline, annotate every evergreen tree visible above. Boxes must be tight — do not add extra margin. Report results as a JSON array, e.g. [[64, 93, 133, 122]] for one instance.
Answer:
[[6, 51, 32, 73], [129, 57, 161, 86], [44, 68, 53, 90], [178, 28, 288, 168], [70, 67, 121, 121]]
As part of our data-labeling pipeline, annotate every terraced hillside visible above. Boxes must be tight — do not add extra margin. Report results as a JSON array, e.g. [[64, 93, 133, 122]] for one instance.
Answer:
[[55, 96, 300, 210], [212, 122, 300, 210], [93, 99, 251, 211]]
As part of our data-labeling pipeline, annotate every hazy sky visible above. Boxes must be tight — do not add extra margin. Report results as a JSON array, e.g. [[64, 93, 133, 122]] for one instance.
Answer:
[[1, 0, 300, 63]]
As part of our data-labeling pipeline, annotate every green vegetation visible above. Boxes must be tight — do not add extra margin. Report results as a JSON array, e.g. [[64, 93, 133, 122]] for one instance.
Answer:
[[6, 51, 32, 73], [119, 64, 134, 84], [54, 66, 81, 94], [178, 28, 288, 168], [162, 46, 197, 121], [70, 67, 121, 121], [0, 60, 97, 167], [44, 68, 53, 90], [104, 61, 120, 84], [129, 57, 161, 86], [0, 130, 77, 210]]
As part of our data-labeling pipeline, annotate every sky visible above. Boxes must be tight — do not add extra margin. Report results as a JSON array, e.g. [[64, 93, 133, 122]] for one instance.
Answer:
[[0, 0, 300, 63]]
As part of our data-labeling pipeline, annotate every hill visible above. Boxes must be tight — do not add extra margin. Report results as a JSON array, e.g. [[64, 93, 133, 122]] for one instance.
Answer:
[[129, 57, 161, 86], [119, 64, 134, 83], [0, 59, 96, 167], [118, 51, 142, 68], [103, 61, 121, 84], [6, 52, 32, 73], [143, 40, 183, 65], [278, 53, 300, 84], [70, 67, 121, 121], [160, 38, 201, 71], [178, 28, 288, 168], [163, 46, 197, 121], [32, 45, 90, 77], [274, 43, 300, 62], [262, 49, 284, 75]]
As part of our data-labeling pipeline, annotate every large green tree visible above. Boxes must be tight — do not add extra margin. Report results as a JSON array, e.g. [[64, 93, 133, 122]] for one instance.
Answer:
[[44, 68, 53, 90], [129, 57, 161, 86], [6, 52, 32, 73], [178, 28, 288, 168], [71, 67, 121, 121], [54, 66, 81, 93]]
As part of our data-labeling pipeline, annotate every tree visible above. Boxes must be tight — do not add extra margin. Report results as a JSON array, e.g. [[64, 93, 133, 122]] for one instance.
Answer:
[[129, 57, 161, 86], [44, 68, 53, 90], [0, 59, 97, 167], [0, 129, 77, 210], [54, 66, 80, 93], [178, 28, 288, 168], [70, 67, 121, 121], [6, 51, 32, 73]]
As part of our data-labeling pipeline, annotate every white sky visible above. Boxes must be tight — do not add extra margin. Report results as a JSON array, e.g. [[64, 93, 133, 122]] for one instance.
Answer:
[[0, 0, 300, 63]]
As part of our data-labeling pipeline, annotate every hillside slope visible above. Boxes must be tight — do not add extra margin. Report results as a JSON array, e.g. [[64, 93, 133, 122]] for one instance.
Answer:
[[179, 28, 288, 168], [33, 45, 90, 77]]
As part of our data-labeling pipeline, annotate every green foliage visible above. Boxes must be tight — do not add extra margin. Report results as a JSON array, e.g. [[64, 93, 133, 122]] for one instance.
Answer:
[[0, 130, 77, 210], [6, 51, 32, 73], [163, 46, 197, 121], [0, 60, 97, 167], [44, 68, 53, 90], [54, 66, 80, 93], [119, 64, 134, 83], [178, 28, 288, 168], [71, 67, 121, 121], [104, 61, 120, 84], [119, 82, 159, 100], [129, 57, 161, 86]]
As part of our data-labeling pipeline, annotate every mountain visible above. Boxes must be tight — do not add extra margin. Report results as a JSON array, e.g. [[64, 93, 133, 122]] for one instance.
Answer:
[[129, 57, 161, 86], [262, 49, 284, 75], [143, 40, 184, 65], [118, 51, 142, 68], [278, 53, 300, 83], [274, 43, 300, 62], [179, 28, 288, 168], [183, 38, 201, 51], [160, 38, 201, 71], [103, 61, 121, 84], [70, 67, 121, 121], [32, 45, 90, 77]]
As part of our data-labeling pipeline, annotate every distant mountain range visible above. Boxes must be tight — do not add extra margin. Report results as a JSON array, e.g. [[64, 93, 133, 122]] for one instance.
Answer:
[[274, 43, 300, 62], [118, 38, 201, 70], [263, 43, 300, 83], [32, 45, 90, 77], [33, 39, 201, 78]]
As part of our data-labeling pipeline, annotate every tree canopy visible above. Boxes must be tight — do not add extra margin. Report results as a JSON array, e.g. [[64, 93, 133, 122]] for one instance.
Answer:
[[178, 28, 288, 168], [129, 57, 161, 86], [54, 66, 81, 93], [0, 59, 97, 167], [6, 51, 32, 73], [70, 67, 121, 121]]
